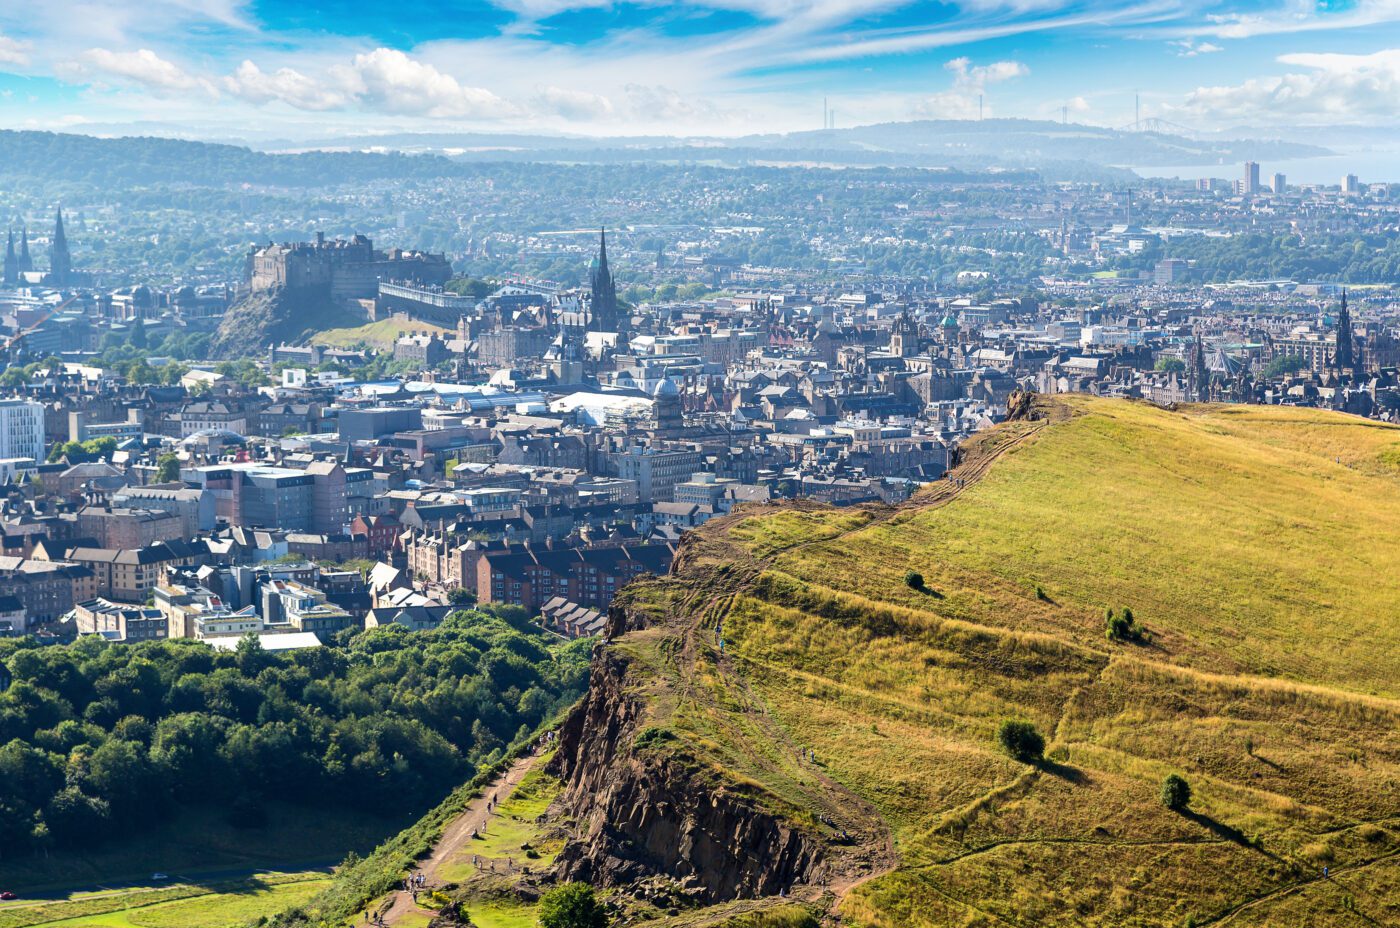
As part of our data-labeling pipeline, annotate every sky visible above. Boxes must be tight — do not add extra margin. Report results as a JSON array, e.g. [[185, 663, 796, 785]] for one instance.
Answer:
[[1, 0, 1400, 139]]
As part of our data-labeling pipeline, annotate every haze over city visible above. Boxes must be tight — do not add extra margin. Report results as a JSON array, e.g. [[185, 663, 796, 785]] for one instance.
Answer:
[[2, 3, 1400, 928]]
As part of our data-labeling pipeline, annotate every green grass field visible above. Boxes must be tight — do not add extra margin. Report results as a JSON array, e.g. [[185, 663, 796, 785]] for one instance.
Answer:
[[622, 396, 1400, 927], [312, 318, 452, 350], [2, 873, 329, 928]]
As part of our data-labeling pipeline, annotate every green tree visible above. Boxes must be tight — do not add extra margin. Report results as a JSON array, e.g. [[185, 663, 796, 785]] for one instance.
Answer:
[[997, 720, 1045, 764], [155, 453, 181, 483], [539, 883, 608, 928], [1161, 774, 1192, 811]]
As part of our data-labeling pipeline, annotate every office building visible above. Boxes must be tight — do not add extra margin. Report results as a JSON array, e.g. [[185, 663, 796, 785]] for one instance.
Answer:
[[1242, 161, 1260, 195], [0, 398, 45, 464]]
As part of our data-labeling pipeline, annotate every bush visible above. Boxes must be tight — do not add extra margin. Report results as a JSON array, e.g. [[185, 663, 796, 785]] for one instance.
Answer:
[[1106, 607, 1141, 642], [904, 571, 925, 591], [539, 882, 608, 928], [997, 720, 1045, 763], [1161, 774, 1191, 811]]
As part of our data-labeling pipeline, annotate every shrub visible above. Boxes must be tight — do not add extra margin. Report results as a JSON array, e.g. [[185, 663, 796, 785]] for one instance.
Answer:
[[539, 882, 608, 928], [904, 571, 925, 591], [997, 720, 1045, 763], [1161, 774, 1191, 811], [1106, 607, 1141, 642]]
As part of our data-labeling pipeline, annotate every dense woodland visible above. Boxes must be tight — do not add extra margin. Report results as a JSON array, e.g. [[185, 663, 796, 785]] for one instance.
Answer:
[[0, 609, 591, 858]]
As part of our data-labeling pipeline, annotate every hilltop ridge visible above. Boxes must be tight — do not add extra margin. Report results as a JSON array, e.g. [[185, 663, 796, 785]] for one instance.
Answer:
[[540, 394, 1400, 926]]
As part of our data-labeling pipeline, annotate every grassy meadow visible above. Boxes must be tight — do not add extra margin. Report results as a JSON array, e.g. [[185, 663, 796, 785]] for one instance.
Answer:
[[647, 397, 1400, 926], [311, 318, 452, 351]]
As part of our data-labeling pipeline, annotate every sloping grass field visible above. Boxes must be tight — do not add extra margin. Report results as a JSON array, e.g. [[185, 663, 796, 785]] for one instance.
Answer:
[[653, 396, 1400, 927], [311, 318, 452, 351]]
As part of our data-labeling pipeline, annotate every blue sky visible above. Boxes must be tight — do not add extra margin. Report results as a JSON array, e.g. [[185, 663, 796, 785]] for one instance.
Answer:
[[0, 0, 1398, 138]]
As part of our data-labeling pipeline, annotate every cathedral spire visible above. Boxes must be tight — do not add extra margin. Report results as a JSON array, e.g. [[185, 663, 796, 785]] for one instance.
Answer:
[[47, 207, 72, 287], [588, 226, 620, 335], [19, 227, 32, 273]]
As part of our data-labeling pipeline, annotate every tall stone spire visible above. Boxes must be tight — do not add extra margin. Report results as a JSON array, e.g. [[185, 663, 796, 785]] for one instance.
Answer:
[[19, 227, 32, 273], [47, 207, 72, 287], [1333, 288, 1356, 375], [588, 227, 620, 334], [1190, 330, 1210, 403], [3, 230, 16, 285]]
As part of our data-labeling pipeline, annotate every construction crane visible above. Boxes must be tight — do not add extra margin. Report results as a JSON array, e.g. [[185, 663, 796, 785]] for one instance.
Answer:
[[2, 294, 77, 362]]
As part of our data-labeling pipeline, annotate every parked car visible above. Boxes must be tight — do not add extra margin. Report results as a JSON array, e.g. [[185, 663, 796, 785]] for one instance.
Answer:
[[0, 891, 17, 900]]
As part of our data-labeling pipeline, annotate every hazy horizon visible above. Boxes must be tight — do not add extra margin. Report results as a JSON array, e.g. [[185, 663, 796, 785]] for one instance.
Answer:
[[3, 1, 1400, 140]]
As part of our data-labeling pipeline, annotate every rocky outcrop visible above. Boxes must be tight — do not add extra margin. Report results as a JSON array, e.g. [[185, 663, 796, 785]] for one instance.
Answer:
[[210, 285, 364, 358], [548, 609, 826, 902]]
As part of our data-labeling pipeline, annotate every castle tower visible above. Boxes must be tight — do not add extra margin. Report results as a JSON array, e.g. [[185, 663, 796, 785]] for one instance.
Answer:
[[47, 208, 72, 287], [3, 230, 16, 285]]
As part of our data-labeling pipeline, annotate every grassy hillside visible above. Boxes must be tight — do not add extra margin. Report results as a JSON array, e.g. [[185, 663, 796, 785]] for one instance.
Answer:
[[312, 318, 452, 351], [607, 396, 1400, 927]]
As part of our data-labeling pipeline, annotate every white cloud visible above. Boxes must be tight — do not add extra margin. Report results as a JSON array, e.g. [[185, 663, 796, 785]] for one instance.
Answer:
[[331, 48, 516, 119], [1172, 39, 1223, 56], [911, 55, 1027, 119], [1173, 47, 1400, 123], [0, 33, 30, 67], [73, 47, 215, 95], [224, 60, 348, 111], [945, 56, 1029, 86], [535, 85, 615, 120], [1193, 0, 1400, 39], [623, 84, 728, 123]]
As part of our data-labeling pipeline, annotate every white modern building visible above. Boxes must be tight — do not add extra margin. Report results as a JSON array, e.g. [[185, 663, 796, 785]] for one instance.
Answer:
[[0, 399, 45, 464]]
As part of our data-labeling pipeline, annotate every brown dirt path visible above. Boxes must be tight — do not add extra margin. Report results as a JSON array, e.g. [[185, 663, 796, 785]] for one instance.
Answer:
[[377, 751, 541, 926]]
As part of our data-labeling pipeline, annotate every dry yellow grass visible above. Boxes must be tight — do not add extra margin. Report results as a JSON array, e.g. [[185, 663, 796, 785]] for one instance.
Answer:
[[644, 396, 1400, 927]]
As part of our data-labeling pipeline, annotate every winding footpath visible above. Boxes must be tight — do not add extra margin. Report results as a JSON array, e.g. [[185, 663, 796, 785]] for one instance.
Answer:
[[377, 751, 541, 926]]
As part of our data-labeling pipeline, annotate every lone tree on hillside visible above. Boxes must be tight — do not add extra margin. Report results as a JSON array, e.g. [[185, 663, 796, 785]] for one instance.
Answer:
[[905, 570, 925, 591], [1106, 607, 1142, 642], [997, 719, 1045, 764], [1161, 774, 1192, 812], [539, 882, 608, 928]]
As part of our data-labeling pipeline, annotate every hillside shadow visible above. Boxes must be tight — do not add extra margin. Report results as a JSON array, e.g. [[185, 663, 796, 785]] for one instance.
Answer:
[[1037, 760, 1087, 785], [1183, 810, 1283, 861]]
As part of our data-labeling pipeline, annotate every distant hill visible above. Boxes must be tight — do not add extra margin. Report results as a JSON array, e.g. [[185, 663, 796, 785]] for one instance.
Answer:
[[284, 118, 1330, 174], [530, 395, 1400, 926], [0, 119, 1328, 192], [0, 130, 478, 188]]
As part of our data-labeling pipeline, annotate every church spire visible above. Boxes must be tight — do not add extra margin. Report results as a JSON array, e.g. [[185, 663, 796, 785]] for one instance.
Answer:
[[47, 207, 72, 287], [1190, 330, 1210, 403], [19, 227, 32, 273], [1333, 288, 1356, 376], [588, 226, 620, 335]]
